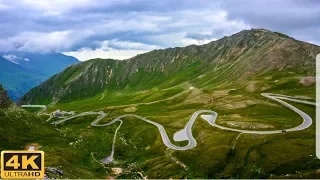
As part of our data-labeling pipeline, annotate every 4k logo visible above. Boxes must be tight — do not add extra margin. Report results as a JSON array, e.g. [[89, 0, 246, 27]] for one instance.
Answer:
[[1, 151, 44, 179]]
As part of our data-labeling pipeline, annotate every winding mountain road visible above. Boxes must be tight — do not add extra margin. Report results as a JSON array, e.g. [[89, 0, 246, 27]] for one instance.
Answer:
[[22, 93, 315, 154], [203, 93, 313, 134]]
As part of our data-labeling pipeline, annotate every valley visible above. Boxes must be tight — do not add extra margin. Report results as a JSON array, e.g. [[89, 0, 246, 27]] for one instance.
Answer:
[[2, 29, 319, 178], [23, 93, 314, 152], [1, 0, 320, 179], [20, 87, 318, 178]]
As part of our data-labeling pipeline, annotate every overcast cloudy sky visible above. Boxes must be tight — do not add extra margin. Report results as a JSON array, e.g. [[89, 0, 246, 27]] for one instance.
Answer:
[[0, 0, 319, 61]]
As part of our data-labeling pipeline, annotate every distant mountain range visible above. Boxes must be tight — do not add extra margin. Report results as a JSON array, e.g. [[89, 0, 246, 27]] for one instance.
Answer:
[[0, 52, 79, 100], [21, 29, 319, 104]]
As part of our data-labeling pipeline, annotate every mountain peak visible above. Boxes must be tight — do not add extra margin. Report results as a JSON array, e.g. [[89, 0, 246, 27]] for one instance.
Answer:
[[238, 28, 292, 39], [202, 28, 297, 51], [251, 28, 271, 32]]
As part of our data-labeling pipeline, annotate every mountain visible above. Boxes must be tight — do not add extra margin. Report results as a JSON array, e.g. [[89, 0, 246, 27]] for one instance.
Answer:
[[0, 84, 11, 108], [0, 52, 79, 100], [17, 29, 320, 179], [0, 57, 44, 100], [21, 29, 319, 104]]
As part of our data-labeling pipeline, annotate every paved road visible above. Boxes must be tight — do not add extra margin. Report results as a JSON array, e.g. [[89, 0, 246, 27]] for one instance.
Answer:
[[21, 105, 47, 109], [206, 93, 313, 134], [264, 93, 316, 106], [23, 93, 314, 151]]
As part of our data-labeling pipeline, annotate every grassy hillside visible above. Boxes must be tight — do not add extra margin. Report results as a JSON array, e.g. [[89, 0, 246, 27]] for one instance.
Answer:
[[12, 29, 320, 178], [0, 107, 117, 178], [21, 29, 319, 104], [0, 84, 11, 108], [18, 88, 319, 179]]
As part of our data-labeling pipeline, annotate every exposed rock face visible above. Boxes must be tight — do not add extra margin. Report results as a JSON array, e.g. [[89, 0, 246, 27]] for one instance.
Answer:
[[0, 84, 11, 108], [300, 76, 316, 87]]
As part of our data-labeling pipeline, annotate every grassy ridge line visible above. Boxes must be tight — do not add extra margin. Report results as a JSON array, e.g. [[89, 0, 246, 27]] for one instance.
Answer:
[[20, 29, 319, 104]]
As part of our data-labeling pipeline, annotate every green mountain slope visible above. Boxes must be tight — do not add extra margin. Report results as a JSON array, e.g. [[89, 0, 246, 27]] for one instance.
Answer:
[[21, 29, 319, 104], [0, 107, 112, 178], [0, 84, 11, 108], [0, 86, 107, 178], [16, 29, 320, 179]]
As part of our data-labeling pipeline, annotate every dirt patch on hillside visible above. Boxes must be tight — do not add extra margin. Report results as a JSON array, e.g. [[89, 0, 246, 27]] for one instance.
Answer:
[[185, 89, 234, 104], [230, 114, 242, 118], [184, 88, 208, 104], [80, 131, 92, 137], [223, 121, 275, 129], [245, 81, 258, 92], [261, 85, 271, 91], [300, 76, 315, 87], [123, 106, 137, 112], [185, 94, 211, 104], [111, 168, 123, 175], [220, 100, 257, 109], [211, 90, 230, 98], [25, 143, 41, 150], [106, 168, 123, 179]]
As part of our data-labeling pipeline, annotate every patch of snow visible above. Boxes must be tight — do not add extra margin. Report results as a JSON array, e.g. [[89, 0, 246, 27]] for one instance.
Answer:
[[3, 54, 20, 64]]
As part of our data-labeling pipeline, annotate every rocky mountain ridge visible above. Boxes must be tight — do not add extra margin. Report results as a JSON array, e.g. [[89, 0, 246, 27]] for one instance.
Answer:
[[21, 29, 320, 104]]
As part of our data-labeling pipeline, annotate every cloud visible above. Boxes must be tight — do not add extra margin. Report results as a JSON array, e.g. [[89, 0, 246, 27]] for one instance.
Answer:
[[181, 37, 218, 46], [185, 32, 216, 41], [0, 0, 318, 61], [64, 48, 149, 61], [0, 3, 11, 10], [103, 39, 160, 50], [64, 39, 160, 61], [221, 0, 320, 44], [0, 30, 95, 53]]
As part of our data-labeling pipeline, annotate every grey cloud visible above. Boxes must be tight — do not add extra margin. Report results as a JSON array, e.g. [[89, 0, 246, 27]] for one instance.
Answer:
[[185, 32, 215, 40], [222, 0, 320, 44], [0, 0, 318, 54]]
